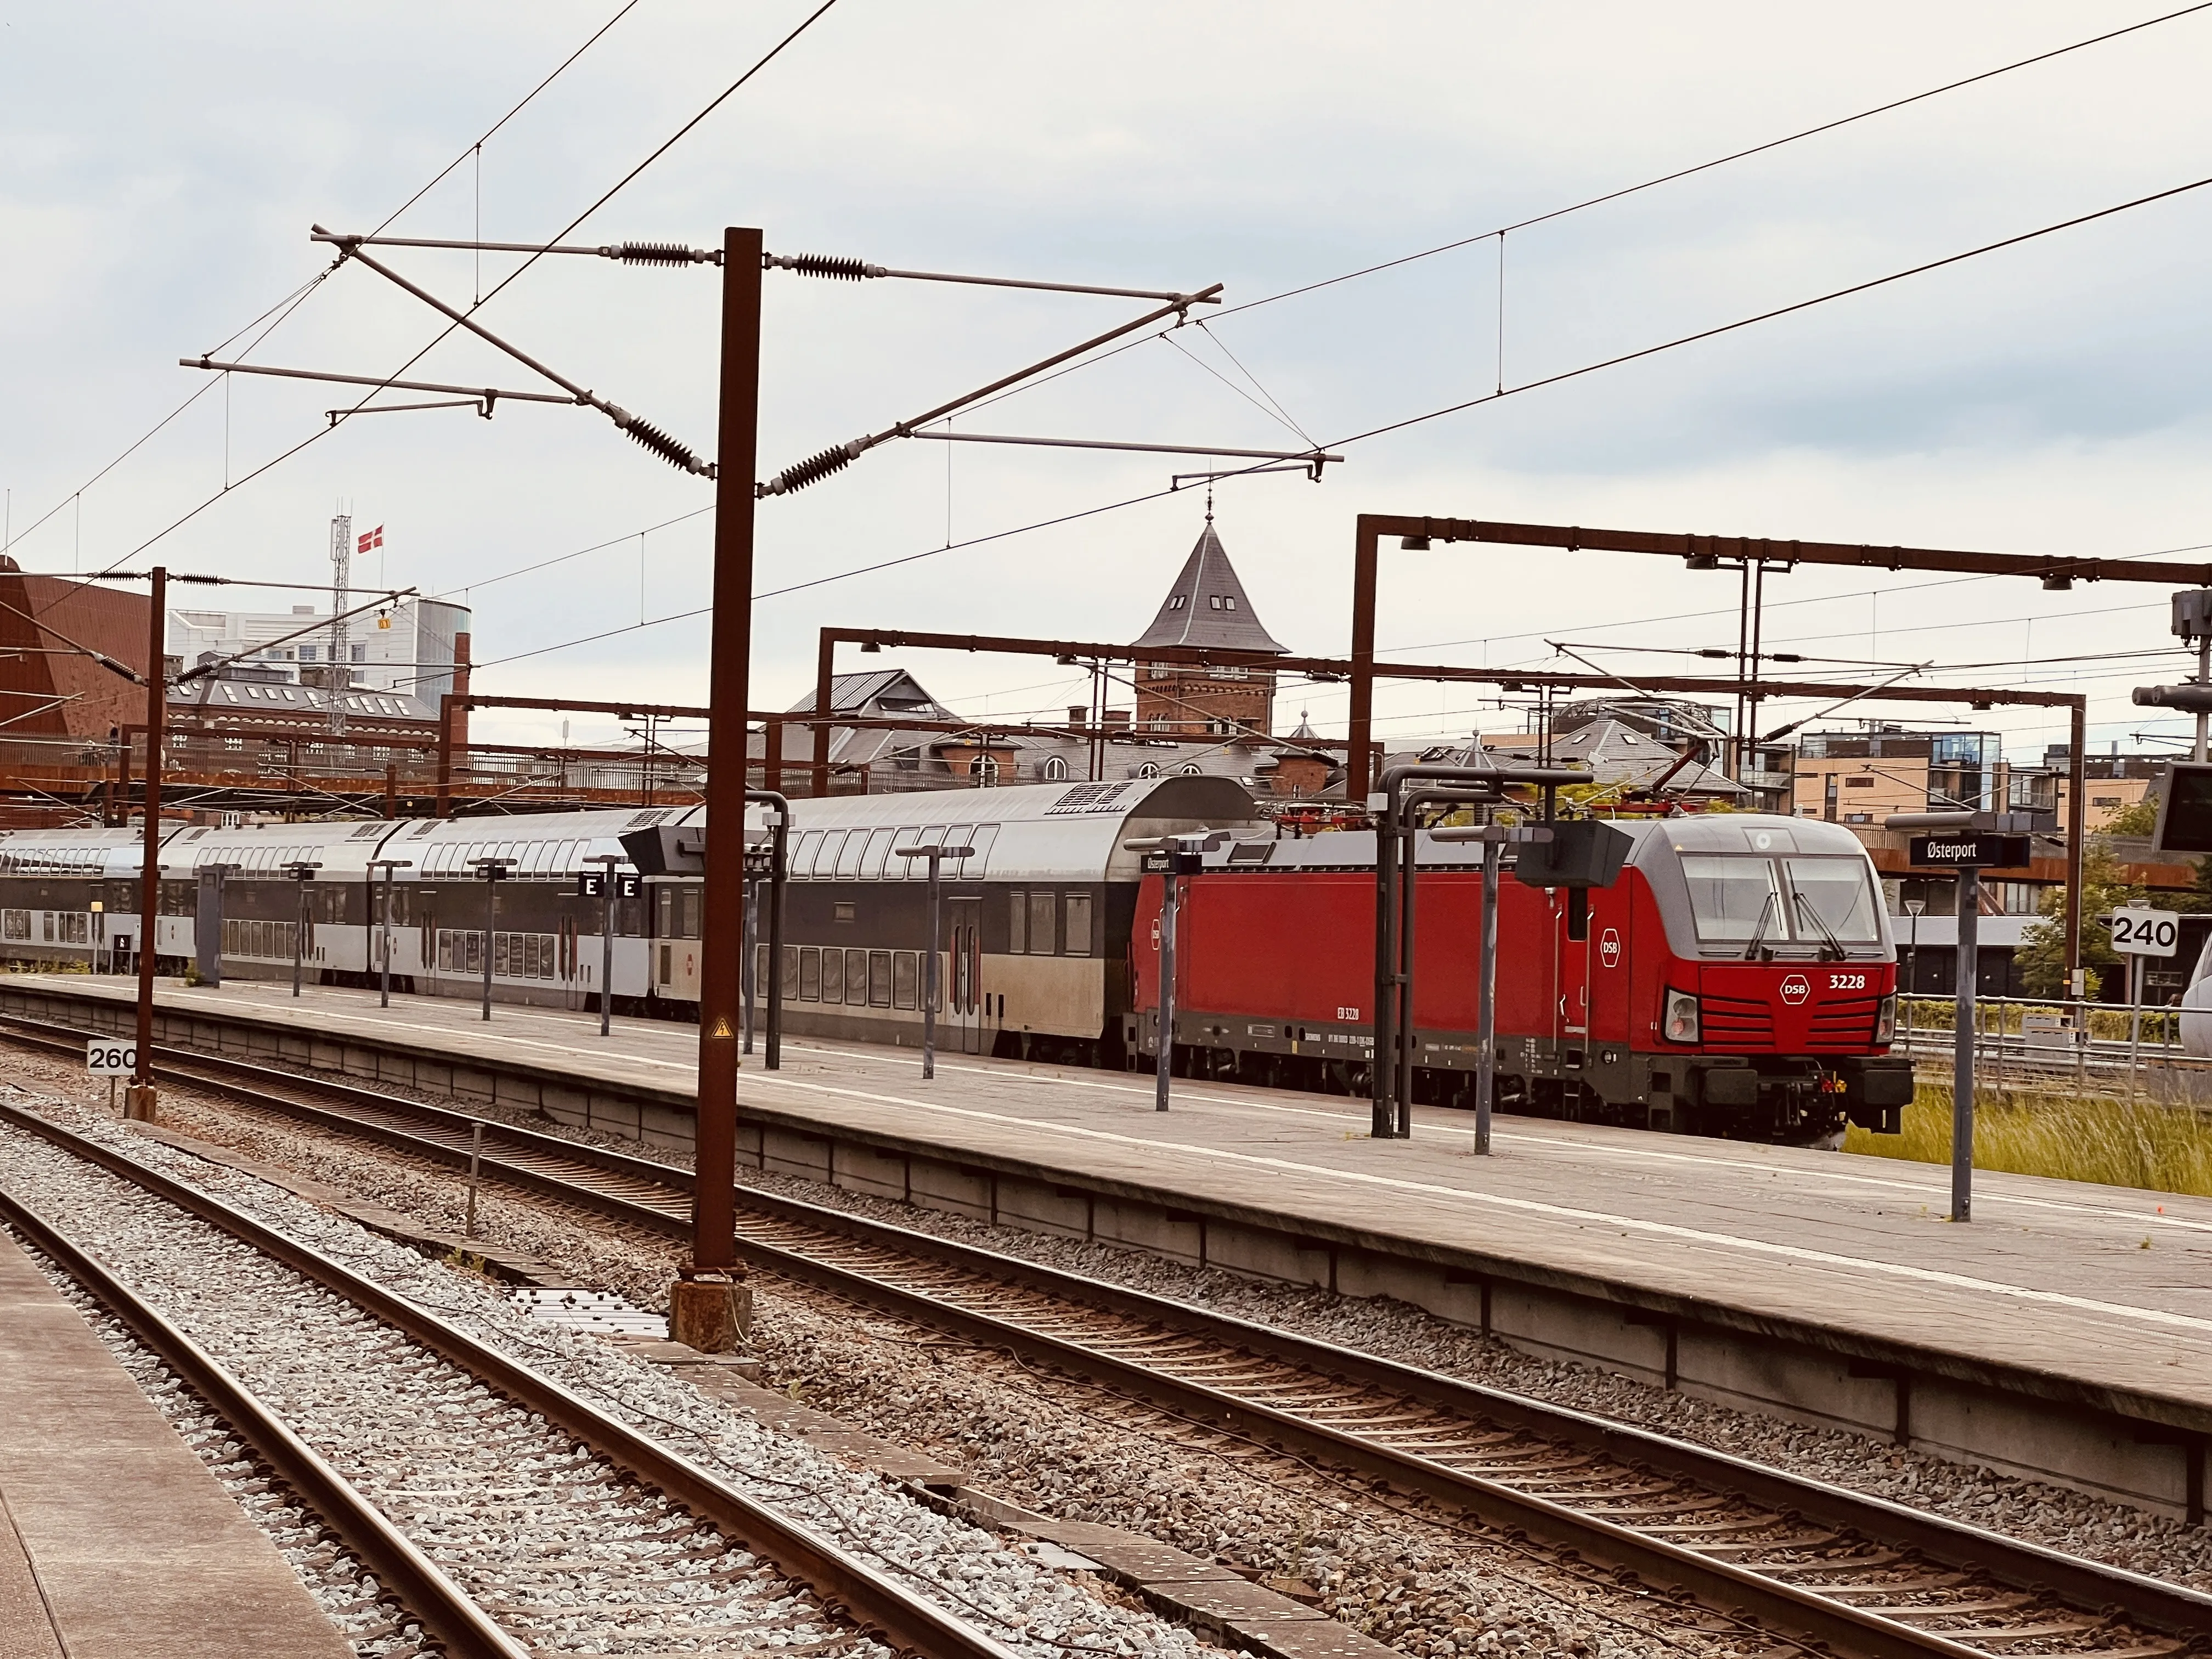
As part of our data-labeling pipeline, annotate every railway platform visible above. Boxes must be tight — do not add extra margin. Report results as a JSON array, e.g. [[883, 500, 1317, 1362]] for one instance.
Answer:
[[0, 1225, 352, 1658], [9, 971, 2212, 1523]]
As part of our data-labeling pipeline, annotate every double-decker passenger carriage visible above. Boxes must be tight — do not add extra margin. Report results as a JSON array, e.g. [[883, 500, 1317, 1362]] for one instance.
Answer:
[[0, 808, 671, 1007], [755, 775, 1255, 1061], [1131, 812, 1911, 1143]]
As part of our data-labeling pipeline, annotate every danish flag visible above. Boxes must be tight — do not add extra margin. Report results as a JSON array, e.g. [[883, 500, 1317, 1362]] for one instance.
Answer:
[[357, 524, 384, 555]]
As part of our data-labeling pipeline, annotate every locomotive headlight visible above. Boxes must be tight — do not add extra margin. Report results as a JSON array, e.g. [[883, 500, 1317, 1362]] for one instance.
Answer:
[[1662, 990, 1700, 1044], [1875, 994, 1896, 1044]]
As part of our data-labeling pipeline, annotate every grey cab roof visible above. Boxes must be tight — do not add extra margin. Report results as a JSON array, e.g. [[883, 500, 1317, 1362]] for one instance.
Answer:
[[1647, 814, 1871, 859]]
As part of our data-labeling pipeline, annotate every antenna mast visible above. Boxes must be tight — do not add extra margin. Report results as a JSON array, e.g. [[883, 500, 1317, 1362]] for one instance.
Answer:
[[329, 511, 351, 737]]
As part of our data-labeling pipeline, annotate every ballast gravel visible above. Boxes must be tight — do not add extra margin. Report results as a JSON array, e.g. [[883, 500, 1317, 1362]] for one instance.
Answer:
[[207, 1042, 2200, 1600], [0, 1096, 1224, 1659], [44, 1286, 434, 1657], [0, 1059, 1740, 1659], [16, 1037, 2203, 1650]]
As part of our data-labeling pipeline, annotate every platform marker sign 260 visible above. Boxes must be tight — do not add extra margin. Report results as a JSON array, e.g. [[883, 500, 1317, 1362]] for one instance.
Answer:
[[2109, 907, 2181, 957], [85, 1039, 137, 1076]]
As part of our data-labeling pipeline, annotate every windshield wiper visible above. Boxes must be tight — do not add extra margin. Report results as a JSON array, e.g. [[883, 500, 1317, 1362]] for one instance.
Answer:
[[1741, 891, 1778, 961], [1793, 889, 1847, 962]]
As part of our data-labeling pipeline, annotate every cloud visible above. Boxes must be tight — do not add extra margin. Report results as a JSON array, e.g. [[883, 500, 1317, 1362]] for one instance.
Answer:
[[4, 1, 2209, 760]]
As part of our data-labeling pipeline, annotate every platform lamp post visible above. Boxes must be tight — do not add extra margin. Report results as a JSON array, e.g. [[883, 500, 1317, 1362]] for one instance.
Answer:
[[747, 790, 791, 1074], [583, 853, 629, 1037], [742, 837, 776, 1057], [368, 859, 412, 1009], [470, 857, 517, 1022], [1902, 898, 1925, 997], [1122, 831, 1228, 1111], [1432, 823, 1554, 1154], [281, 862, 323, 998], [896, 839, 974, 1080]]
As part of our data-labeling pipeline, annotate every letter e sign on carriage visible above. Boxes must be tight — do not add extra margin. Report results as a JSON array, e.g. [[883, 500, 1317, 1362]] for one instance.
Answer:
[[1599, 928, 1621, 968]]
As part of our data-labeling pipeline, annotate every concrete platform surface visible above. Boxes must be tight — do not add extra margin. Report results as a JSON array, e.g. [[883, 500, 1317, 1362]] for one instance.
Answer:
[[0, 1226, 352, 1658], [18, 974, 2212, 1469]]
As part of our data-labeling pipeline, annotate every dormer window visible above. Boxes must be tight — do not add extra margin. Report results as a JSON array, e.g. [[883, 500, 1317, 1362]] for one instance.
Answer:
[[1168, 595, 1187, 610]]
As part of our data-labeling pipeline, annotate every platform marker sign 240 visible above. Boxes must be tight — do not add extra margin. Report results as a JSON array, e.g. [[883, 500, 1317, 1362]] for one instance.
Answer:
[[2109, 907, 2181, 957], [85, 1039, 137, 1076]]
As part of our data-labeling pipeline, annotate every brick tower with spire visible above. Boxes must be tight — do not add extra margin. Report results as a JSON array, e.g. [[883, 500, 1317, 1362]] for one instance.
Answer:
[[1130, 509, 1286, 737]]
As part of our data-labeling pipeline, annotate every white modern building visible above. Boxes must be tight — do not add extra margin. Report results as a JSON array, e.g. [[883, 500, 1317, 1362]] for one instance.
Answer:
[[168, 597, 470, 702]]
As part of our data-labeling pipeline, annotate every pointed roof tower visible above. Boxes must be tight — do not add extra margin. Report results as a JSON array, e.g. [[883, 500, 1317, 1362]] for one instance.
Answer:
[[1130, 516, 1286, 653]]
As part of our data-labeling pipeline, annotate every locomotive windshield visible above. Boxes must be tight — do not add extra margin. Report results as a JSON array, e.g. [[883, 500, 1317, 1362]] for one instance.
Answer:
[[1680, 853, 1882, 949], [1784, 856, 1882, 943], [1680, 855, 1782, 944]]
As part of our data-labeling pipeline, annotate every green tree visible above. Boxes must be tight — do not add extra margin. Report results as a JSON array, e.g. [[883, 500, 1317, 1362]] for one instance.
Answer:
[[2016, 838, 2145, 997], [2104, 796, 2158, 837]]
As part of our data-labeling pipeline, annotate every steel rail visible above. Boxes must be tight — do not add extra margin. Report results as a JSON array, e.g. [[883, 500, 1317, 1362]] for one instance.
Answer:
[[0, 1093, 1023, 1659], [0, 1181, 532, 1659], [9, 1016, 2205, 1657]]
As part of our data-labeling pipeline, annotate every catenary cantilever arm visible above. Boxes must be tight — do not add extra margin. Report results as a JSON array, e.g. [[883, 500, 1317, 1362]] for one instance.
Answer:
[[313, 226, 714, 477], [758, 284, 1226, 497]]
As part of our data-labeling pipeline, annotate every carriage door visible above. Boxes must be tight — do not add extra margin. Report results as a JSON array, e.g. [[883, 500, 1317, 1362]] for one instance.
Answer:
[[1555, 888, 1594, 1059], [947, 897, 983, 1053]]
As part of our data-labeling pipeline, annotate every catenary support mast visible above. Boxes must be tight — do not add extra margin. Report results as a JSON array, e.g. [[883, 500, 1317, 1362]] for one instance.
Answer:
[[676, 225, 762, 1350]]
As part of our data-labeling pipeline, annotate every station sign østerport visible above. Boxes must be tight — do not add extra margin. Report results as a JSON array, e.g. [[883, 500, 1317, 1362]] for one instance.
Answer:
[[1906, 833, 2032, 870]]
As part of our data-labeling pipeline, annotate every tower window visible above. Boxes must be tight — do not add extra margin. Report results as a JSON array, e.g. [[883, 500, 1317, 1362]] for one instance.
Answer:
[[1042, 756, 1069, 781], [1222, 595, 1236, 610], [1169, 595, 1187, 610], [1208, 595, 1222, 610]]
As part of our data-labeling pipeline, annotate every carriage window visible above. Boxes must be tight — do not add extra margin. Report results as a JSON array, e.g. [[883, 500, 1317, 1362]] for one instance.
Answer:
[[820, 945, 844, 1003], [812, 830, 848, 879], [867, 950, 893, 1007], [941, 826, 973, 874], [1784, 857, 1882, 944], [834, 830, 867, 880], [1027, 890, 1058, 956], [845, 947, 868, 1004], [655, 887, 675, 937], [1064, 893, 1093, 956], [1680, 854, 1785, 944], [1007, 889, 1027, 953], [860, 827, 896, 879], [958, 825, 998, 879], [781, 944, 799, 1000], [799, 946, 821, 1001], [680, 885, 702, 939], [791, 831, 823, 879], [893, 950, 919, 1009]]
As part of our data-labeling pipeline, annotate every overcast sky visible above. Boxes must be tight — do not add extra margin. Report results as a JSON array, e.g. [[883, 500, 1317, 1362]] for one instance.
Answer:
[[5, 2, 2210, 761]]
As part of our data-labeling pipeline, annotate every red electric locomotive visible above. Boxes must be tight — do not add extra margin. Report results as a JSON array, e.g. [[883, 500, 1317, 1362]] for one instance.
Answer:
[[1131, 812, 1912, 1143]]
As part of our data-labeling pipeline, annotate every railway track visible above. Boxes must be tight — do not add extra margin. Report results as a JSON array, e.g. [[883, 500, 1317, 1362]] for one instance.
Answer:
[[7, 1013, 2211, 1659], [0, 1087, 1031, 1659]]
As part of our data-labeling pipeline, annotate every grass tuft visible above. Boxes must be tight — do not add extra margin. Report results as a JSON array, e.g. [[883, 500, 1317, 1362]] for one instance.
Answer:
[[1846, 1081, 2212, 1197]]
